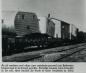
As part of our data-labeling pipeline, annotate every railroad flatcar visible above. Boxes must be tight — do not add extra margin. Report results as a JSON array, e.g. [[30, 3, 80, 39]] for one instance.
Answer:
[[2, 11, 55, 56]]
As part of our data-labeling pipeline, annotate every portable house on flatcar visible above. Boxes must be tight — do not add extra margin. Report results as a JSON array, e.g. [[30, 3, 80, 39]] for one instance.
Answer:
[[38, 17, 55, 37], [52, 19, 78, 40], [2, 11, 56, 54], [15, 12, 40, 36]]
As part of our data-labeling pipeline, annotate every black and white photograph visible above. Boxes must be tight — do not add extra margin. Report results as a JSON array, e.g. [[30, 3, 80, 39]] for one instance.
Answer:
[[1, 0, 86, 62]]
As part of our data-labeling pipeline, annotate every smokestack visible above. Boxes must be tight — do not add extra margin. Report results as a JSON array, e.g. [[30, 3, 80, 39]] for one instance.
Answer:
[[48, 14, 50, 18]]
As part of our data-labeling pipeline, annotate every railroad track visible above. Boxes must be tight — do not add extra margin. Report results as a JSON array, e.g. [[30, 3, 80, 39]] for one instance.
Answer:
[[54, 45, 86, 62], [2, 43, 86, 62], [26, 43, 86, 62]]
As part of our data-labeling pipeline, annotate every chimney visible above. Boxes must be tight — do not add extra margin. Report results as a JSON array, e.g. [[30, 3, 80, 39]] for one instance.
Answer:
[[48, 14, 50, 18]]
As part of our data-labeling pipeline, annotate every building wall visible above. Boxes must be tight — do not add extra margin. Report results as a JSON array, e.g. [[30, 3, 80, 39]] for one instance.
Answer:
[[38, 17, 55, 37], [38, 17, 47, 33], [52, 20, 61, 38], [46, 19, 55, 37], [61, 21, 70, 39]]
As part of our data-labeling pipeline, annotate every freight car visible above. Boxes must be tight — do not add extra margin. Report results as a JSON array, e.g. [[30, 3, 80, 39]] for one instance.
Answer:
[[50, 18, 79, 46], [77, 31, 86, 43], [2, 11, 55, 56]]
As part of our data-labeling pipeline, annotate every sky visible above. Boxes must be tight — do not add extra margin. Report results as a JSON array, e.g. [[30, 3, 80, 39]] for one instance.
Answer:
[[2, 0, 86, 32]]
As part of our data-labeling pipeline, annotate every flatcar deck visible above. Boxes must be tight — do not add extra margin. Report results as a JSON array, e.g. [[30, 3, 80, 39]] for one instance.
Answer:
[[2, 43, 86, 62]]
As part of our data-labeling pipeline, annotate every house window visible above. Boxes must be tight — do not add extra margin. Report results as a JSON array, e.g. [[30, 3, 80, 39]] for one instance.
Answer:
[[22, 14, 25, 19], [27, 25, 30, 29], [33, 15, 35, 20], [62, 26, 64, 28]]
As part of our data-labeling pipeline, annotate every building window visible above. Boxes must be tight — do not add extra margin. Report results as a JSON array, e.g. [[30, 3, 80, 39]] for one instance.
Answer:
[[62, 26, 64, 28], [33, 15, 35, 21], [27, 25, 30, 29], [22, 14, 25, 19]]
